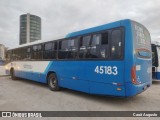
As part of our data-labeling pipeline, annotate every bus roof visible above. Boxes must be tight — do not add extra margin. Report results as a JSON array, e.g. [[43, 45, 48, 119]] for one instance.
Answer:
[[9, 19, 131, 50], [66, 19, 131, 38], [8, 36, 64, 50]]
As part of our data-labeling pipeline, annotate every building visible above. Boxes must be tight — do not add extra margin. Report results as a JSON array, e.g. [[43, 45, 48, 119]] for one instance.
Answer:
[[0, 44, 5, 60], [19, 13, 41, 45]]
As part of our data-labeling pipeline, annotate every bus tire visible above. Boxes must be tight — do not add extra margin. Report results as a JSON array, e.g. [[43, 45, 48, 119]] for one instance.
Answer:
[[10, 69, 17, 80], [48, 73, 60, 91]]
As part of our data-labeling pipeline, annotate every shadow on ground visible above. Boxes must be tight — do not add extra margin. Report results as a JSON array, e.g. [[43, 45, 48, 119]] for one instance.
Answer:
[[7, 77, 147, 107]]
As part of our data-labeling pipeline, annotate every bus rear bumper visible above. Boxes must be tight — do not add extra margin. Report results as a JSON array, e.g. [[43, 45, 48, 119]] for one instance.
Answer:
[[125, 81, 152, 97]]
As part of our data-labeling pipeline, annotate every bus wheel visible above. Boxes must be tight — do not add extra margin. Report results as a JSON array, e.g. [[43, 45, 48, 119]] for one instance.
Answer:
[[48, 73, 60, 91], [11, 69, 17, 80]]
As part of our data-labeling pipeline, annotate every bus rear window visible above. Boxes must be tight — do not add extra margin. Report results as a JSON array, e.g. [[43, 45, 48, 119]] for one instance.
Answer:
[[132, 21, 151, 58]]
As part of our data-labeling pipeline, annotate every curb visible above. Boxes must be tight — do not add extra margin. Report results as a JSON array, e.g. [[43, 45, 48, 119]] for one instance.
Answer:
[[0, 75, 10, 77]]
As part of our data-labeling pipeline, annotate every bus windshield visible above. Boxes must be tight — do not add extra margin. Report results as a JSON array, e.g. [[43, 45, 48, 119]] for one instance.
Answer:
[[132, 21, 151, 58]]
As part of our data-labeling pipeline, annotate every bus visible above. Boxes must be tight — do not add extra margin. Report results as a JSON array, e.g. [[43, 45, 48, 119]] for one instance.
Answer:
[[152, 41, 160, 80], [5, 19, 152, 97]]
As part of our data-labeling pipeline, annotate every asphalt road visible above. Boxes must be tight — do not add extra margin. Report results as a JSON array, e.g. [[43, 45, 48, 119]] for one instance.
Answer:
[[0, 76, 160, 120]]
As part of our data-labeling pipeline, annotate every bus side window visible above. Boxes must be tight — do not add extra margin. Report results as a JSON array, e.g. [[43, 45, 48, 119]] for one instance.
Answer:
[[43, 42, 53, 59], [79, 35, 91, 59], [67, 39, 78, 59], [53, 42, 57, 59], [58, 39, 78, 59], [20, 47, 27, 60], [26, 47, 31, 60], [86, 34, 101, 58], [111, 29, 122, 59], [156, 47, 160, 66], [32, 44, 42, 59], [58, 40, 68, 59], [101, 32, 108, 45], [96, 32, 109, 58], [152, 44, 158, 67], [38, 45, 43, 59], [13, 49, 22, 60]]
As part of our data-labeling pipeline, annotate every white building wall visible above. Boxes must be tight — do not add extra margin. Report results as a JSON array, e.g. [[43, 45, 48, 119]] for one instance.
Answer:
[[0, 44, 5, 60]]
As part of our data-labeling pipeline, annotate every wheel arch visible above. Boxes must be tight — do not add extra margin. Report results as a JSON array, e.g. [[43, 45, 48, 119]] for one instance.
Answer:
[[47, 71, 60, 91], [46, 71, 57, 83]]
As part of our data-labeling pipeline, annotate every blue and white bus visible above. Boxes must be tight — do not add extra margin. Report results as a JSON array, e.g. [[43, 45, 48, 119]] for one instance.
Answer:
[[152, 41, 160, 80], [5, 19, 152, 97]]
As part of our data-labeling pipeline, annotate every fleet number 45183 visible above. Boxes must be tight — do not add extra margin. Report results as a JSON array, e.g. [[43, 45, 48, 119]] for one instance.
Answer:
[[94, 66, 118, 75]]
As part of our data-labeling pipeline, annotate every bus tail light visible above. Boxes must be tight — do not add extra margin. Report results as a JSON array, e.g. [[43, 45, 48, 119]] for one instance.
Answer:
[[131, 66, 139, 85]]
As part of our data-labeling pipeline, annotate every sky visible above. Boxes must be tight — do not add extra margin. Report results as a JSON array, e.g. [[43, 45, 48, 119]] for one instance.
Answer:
[[0, 0, 160, 48]]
